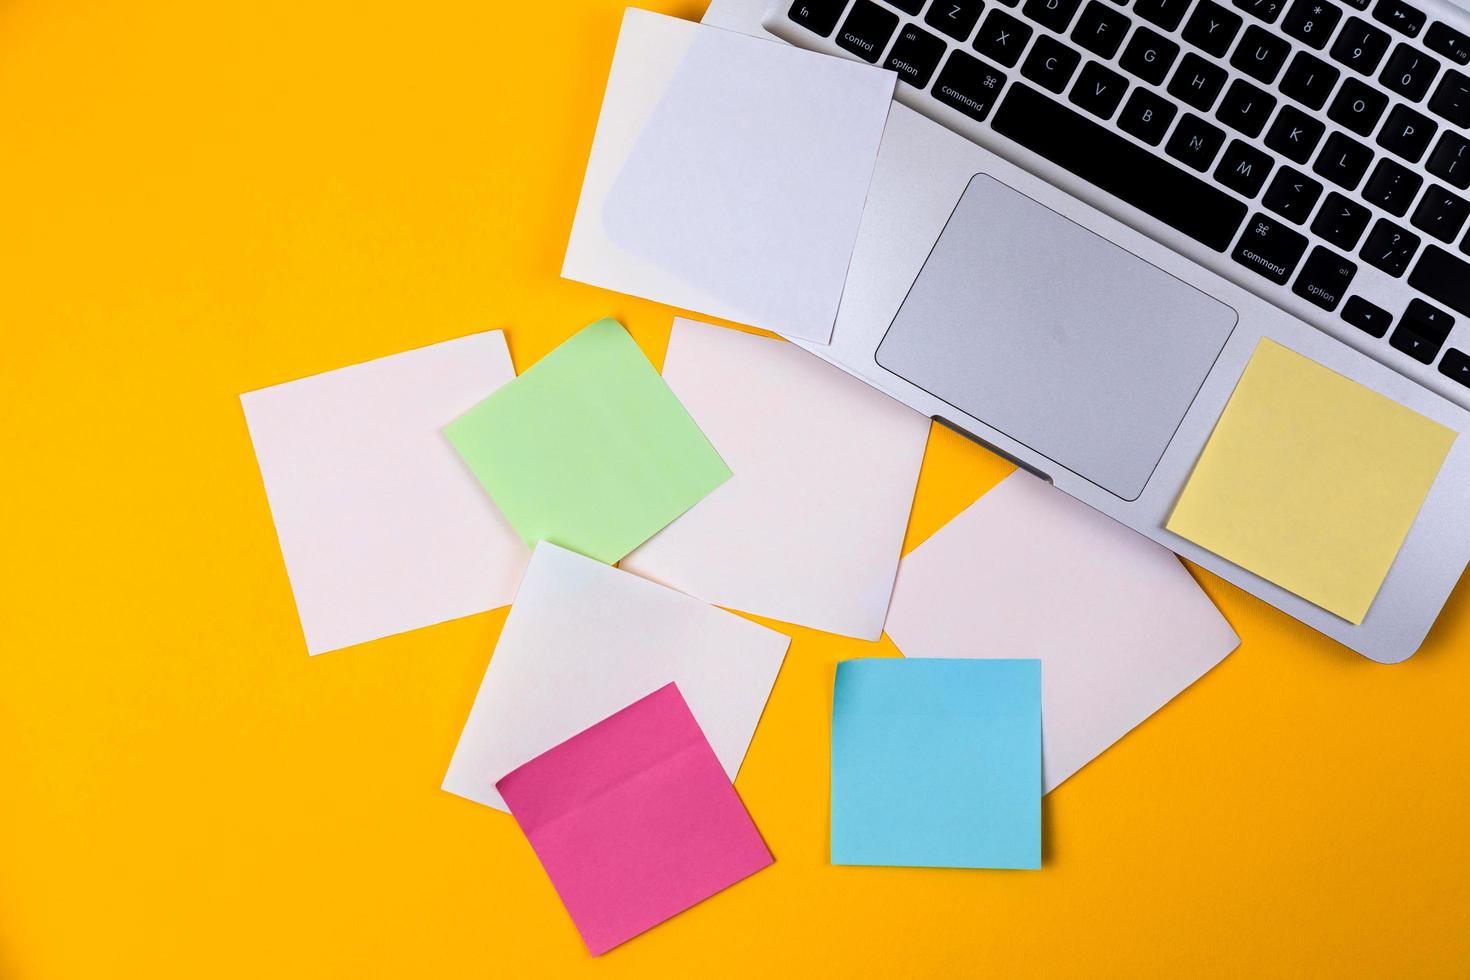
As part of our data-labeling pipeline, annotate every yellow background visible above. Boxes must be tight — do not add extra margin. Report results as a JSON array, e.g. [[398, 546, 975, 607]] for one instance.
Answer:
[[2, 1, 1467, 976]]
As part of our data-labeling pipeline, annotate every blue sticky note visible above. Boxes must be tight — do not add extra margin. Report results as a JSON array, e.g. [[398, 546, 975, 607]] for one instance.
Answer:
[[831, 658, 1042, 869]]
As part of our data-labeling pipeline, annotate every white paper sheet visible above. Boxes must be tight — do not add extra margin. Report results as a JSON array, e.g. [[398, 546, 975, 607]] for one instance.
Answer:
[[884, 472, 1239, 792], [621, 319, 928, 638], [442, 541, 789, 812], [562, 8, 895, 343], [241, 332, 528, 655]]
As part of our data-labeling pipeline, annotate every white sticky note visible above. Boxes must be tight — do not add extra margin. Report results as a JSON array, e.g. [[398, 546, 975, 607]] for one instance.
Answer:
[[443, 542, 789, 812], [562, 9, 895, 343], [622, 319, 929, 639], [884, 473, 1239, 792], [241, 332, 529, 655]]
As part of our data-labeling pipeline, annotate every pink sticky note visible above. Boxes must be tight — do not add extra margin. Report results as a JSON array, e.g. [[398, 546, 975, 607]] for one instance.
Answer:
[[496, 683, 773, 956]]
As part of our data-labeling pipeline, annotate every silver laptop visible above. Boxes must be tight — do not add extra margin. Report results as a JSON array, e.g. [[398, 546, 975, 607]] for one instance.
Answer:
[[719, 0, 1470, 661]]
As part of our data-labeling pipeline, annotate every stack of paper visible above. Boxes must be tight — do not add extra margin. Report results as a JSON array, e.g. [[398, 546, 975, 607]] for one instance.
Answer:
[[229, 1, 1277, 958]]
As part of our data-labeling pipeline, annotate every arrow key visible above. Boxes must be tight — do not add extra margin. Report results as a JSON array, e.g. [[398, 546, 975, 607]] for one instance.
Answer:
[[1440, 348, 1470, 388], [1390, 298, 1453, 363]]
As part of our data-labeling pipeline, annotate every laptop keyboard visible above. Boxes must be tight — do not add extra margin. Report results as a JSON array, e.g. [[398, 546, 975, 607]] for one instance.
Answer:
[[778, 0, 1470, 395]]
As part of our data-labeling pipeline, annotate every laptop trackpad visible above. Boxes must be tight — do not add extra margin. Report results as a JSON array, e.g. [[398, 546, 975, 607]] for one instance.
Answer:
[[876, 174, 1238, 501]]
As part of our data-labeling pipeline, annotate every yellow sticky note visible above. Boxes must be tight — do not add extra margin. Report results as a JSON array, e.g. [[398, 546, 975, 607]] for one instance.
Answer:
[[1167, 339, 1457, 625]]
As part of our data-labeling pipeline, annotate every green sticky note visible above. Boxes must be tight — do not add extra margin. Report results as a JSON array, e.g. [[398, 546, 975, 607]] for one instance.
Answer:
[[444, 318, 731, 564]]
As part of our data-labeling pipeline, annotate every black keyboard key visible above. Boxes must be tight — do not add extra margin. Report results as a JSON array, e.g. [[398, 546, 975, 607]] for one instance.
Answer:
[[1169, 53, 1229, 109], [991, 83, 1249, 249], [1409, 244, 1470, 315], [1362, 158, 1424, 215], [887, 23, 948, 86], [838, 1, 902, 62], [1403, 298, 1454, 339], [1136, 0, 1194, 29], [1412, 185, 1470, 241], [1380, 43, 1439, 101], [1440, 347, 1470, 388], [1215, 139, 1275, 195], [1331, 16, 1392, 74], [1328, 77, 1389, 134], [1372, 0, 1425, 37], [1216, 79, 1278, 136], [1266, 105, 1326, 162], [1313, 131, 1375, 188], [1428, 70, 1470, 127], [1361, 217, 1420, 275], [1234, 0, 1285, 24], [1166, 112, 1228, 170], [1070, 61, 1131, 117], [927, 0, 988, 39], [1313, 191, 1374, 246], [1022, 0, 1083, 32], [1263, 165, 1323, 221], [1279, 51, 1341, 109], [1391, 299, 1451, 362], [1342, 0, 1371, 10], [1391, 327, 1443, 361], [1341, 294, 1393, 335], [1292, 245, 1357, 309], [788, 0, 847, 36], [1376, 104, 1438, 162], [1427, 132, 1470, 189], [1233, 212, 1310, 282], [1283, 0, 1343, 48], [1183, 1, 1244, 56], [1117, 86, 1179, 143], [974, 10, 1033, 68], [1120, 28, 1179, 85], [1231, 25, 1292, 83], [1021, 35, 1081, 92], [1425, 21, 1470, 66], [890, 0, 926, 11], [1072, 1, 1132, 57], [932, 50, 1009, 121]]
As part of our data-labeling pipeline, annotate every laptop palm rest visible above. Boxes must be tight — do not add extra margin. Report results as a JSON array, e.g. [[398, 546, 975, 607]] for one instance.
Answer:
[[876, 174, 1239, 501]]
